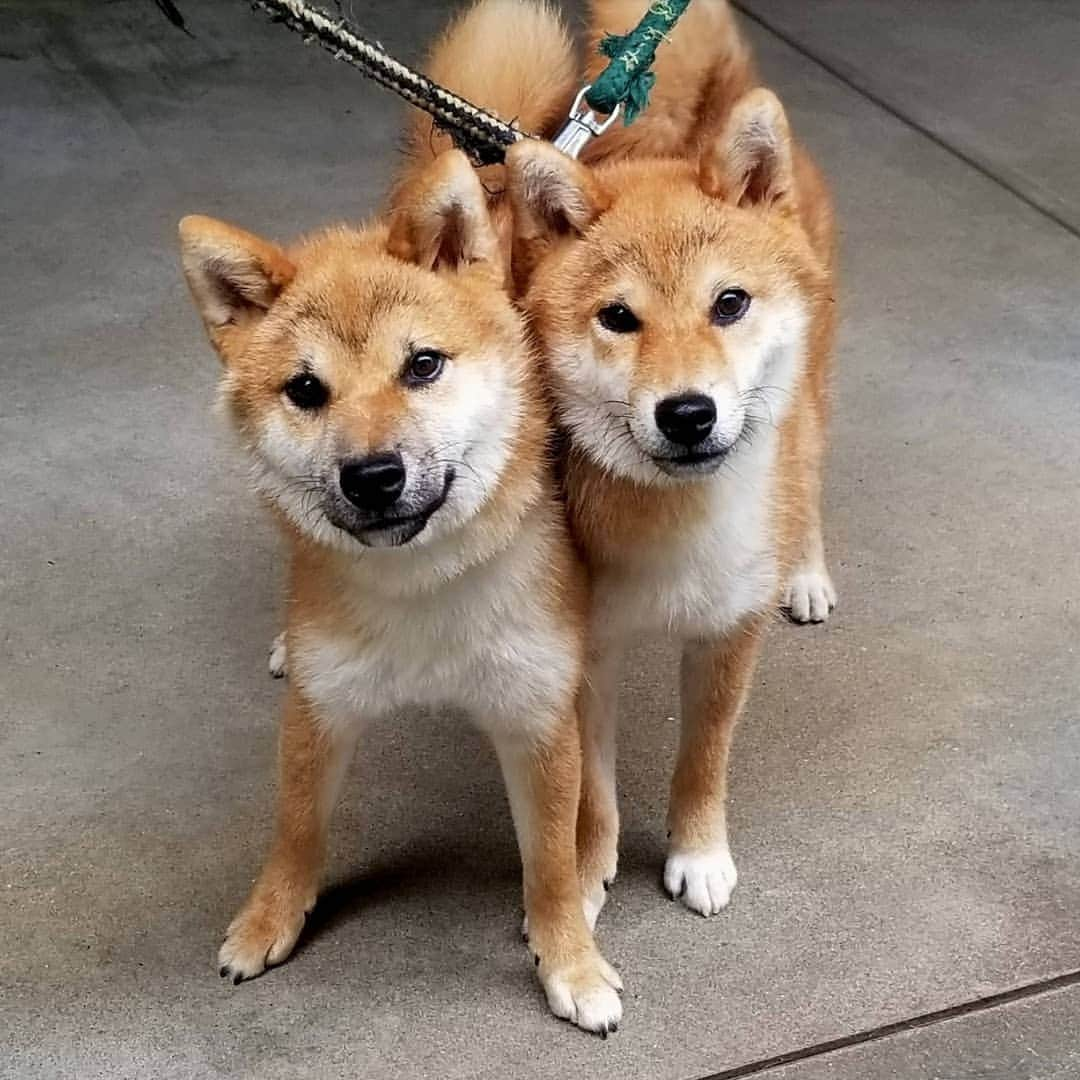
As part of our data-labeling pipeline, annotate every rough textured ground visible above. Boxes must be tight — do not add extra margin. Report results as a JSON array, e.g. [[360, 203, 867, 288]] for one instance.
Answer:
[[2, 2, 1078, 1077]]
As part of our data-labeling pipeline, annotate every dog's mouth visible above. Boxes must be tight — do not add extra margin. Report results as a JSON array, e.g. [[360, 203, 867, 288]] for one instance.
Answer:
[[653, 446, 730, 467], [650, 447, 731, 476], [621, 412, 746, 480], [334, 468, 456, 547]]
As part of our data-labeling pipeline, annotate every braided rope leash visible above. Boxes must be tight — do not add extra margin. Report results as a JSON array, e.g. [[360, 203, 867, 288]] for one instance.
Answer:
[[247, 0, 695, 161], [156, 0, 694, 163], [249, 0, 522, 165]]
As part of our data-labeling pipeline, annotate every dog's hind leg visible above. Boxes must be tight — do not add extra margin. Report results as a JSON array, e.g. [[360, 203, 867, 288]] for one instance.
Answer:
[[268, 630, 288, 678], [218, 688, 358, 982], [783, 465, 837, 624], [784, 279, 838, 624], [576, 643, 621, 931]]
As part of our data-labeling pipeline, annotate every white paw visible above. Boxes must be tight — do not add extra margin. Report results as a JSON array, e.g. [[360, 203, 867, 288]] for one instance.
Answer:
[[217, 893, 310, 983], [784, 566, 837, 624], [268, 631, 287, 678], [540, 951, 623, 1036], [664, 845, 738, 916]]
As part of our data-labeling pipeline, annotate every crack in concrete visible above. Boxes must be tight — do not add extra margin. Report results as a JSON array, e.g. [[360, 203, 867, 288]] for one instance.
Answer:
[[694, 969, 1080, 1079]]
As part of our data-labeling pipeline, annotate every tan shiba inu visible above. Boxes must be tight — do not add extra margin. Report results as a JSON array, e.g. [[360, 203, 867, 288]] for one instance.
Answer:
[[178, 0, 622, 1034], [505, 0, 838, 927]]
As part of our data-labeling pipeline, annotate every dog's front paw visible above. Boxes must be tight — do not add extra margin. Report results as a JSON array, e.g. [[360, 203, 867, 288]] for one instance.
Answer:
[[268, 632, 288, 679], [539, 949, 623, 1037], [784, 566, 837, 624], [218, 886, 313, 983], [664, 845, 737, 916]]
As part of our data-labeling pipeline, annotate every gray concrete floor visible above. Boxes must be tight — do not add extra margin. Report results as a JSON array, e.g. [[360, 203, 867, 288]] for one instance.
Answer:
[[2, 2, 1078, 1077]]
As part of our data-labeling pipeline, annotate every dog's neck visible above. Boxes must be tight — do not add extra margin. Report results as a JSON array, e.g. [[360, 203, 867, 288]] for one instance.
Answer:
[[565, 418, 783, 568]]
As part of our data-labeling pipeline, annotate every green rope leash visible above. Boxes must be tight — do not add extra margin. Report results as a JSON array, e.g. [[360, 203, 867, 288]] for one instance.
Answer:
[[153, 0, 694, 159], [586, 0, 693, 123]]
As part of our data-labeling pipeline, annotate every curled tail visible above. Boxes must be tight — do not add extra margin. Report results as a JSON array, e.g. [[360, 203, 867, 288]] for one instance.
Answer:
[[582, 0, 757, 163], [403, 0, 578, 185]]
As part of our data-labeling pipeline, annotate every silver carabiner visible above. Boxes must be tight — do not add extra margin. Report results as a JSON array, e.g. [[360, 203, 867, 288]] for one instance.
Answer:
[[552, 85, 621, 160]]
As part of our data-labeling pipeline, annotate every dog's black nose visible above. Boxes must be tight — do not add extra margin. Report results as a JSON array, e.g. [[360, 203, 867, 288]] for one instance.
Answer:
[[339, 453, 406, 512], [655, 393, 717, 446]]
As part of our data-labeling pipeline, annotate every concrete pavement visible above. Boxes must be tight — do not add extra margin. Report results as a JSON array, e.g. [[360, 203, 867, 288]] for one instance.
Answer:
[[2, 2, 1078, 1076]]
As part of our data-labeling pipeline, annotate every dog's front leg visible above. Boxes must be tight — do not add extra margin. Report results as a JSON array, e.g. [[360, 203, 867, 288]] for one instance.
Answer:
[[664, 616, 765, 916], [219, 686, 359, 982], [491, 715, 623, 1036]]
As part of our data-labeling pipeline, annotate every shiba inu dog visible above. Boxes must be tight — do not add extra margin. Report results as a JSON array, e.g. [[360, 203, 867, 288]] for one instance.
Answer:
[[178, 0, 622, 1034], [505, 0, 838, 927]]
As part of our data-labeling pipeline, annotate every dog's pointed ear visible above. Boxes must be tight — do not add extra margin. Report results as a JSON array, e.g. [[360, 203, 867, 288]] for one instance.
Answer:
[[386, 149, 502, 277], [178, 215, 295, 363], [699, 88, 796, 213], [507, 140, 605, 238], [506, 140, 606, 290]]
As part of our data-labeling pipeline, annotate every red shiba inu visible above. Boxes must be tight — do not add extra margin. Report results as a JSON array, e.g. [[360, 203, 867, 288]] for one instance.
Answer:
[[178, 0, 622, 1034], [505, 0, 838, 927]]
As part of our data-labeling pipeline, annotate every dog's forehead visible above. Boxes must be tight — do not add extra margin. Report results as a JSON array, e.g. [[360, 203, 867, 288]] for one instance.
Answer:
[[285, 256, 460, 353], [586, 194, 784, 300]]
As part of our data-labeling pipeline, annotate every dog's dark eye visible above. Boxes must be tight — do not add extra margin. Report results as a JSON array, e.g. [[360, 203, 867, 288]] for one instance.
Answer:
[[283, 372, 329, 410], [597, 303, 641, 334], [404, 349, 446, 385], [712, 288, 751, 326]]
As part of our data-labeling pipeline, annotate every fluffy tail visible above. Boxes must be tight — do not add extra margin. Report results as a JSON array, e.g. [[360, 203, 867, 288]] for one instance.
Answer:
[[403, 0, 578, 183], [582, 0, 756, 163]]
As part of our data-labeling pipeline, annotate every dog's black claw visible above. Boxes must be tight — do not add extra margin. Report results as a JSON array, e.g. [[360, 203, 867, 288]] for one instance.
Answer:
[[602, 879, 612, 892], [600, 1026, 608, 1040], [233, 972, 243, 985], [219, 966, 229, 978], [534, 953, 541, 967], [610, 1021, 618, 1033]]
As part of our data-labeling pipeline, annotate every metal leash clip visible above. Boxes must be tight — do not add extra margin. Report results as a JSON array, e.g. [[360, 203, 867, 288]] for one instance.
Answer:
[[552, 85, 621, 160]]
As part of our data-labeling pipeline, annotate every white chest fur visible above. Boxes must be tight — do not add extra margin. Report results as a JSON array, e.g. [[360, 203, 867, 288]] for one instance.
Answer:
[[592, 434, 779, 645], [292, 522, 578, 737]]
